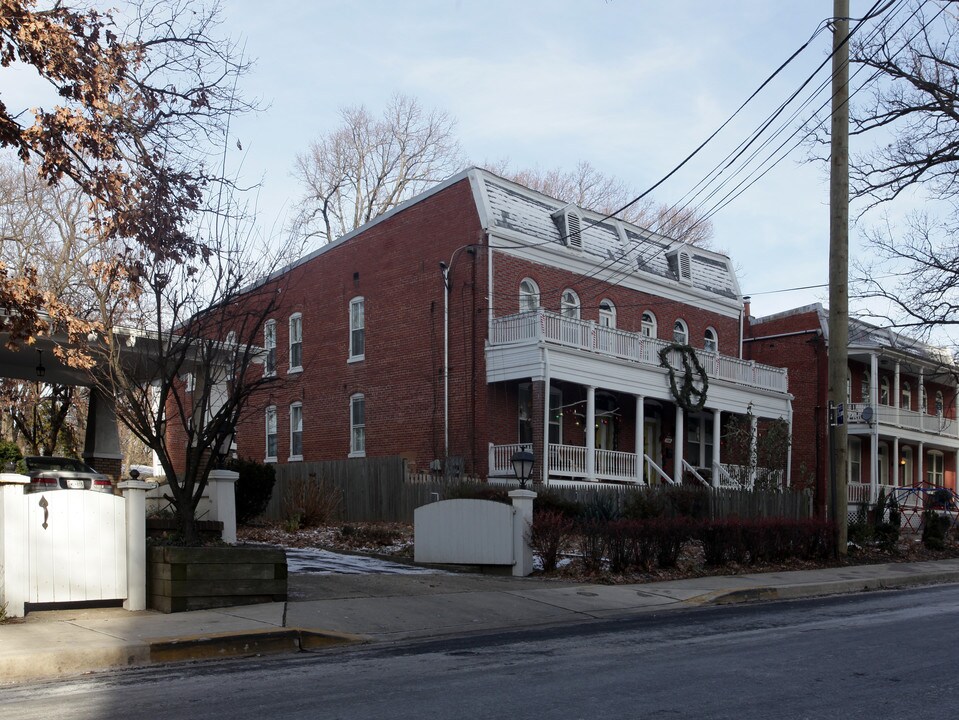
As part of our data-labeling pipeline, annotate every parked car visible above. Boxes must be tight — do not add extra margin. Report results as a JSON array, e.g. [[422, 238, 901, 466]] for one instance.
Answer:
[[24, 456, 114, 494]]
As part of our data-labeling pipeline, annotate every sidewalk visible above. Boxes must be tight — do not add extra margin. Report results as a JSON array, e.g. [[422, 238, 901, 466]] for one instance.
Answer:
[[4, 557, 959, 685]]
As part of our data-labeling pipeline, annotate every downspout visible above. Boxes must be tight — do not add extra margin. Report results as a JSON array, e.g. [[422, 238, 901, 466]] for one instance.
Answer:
[[441, 262, 450, 462]]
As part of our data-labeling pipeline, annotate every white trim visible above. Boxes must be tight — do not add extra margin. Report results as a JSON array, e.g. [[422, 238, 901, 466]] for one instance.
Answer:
[[704, 326, 718, 353], [673, 318, 689, 345], [289, 401, 303, 462], [349, 296, 365, 362], [265, 405, 278, 463], [519, 278, 540, 313], [561, 289, 581, 320], [642, 310, 657, 339], [263, 319, 277, 377], [288, 312, 303, 373], [599, 299, 616, 329], [349, 393, 366, 458]]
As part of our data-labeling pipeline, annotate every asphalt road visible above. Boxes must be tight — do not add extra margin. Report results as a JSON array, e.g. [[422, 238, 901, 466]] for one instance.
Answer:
[[5, 584, 959, 720]]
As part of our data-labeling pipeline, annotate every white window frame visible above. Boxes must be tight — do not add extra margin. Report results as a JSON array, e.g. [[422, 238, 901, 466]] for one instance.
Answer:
[[878, 442, 889, 486], [264, 319, 277, 376], [704, 327, 718, 353], [560, 289, 580, 320], [901, 381, 912, 410], [349, 297, 365, 362], [519, 279, 540, 313], [927, 450, 945, 486], [673, 319, 689, 345], [598, 299, 616, 328], [848, 436, 861, 485], [861, 370, 871, 405], [265, 405, 278, 463], [288, 313, 303, 373], [350, 393, 366, 457], [880, 376, 890, 405], [289, 402, 303, 461], [641, 311, 657, 338], [936, 390, 945, 416]]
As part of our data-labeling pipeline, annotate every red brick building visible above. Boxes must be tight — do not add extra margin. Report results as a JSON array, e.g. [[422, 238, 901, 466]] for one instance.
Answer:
[[233, 168, 793, 487], [746, 303, 959, 516]]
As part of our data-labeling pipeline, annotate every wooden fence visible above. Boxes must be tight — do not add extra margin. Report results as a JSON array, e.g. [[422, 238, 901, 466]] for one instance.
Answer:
[[258, 457, 812, 524]]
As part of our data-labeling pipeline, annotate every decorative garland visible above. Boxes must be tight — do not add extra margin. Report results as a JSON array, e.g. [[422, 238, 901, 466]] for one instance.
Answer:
[[658, 343, 709, 412]]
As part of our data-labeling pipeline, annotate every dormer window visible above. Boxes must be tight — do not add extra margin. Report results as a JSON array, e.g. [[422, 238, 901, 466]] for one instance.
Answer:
[[667, 247, 693, 284], [551, 205, 583, 249]]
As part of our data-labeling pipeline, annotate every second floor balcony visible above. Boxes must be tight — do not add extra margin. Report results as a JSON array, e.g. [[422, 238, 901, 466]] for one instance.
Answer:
[[846, 402, 958, 439], [489, 309, 789, 395]]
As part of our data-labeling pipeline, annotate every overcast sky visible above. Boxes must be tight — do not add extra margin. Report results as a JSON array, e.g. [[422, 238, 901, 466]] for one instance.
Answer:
[[7, 1, 908, 320]]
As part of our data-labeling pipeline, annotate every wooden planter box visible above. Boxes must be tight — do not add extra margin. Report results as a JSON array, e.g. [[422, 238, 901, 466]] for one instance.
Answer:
[[147, 546, 287, 614]]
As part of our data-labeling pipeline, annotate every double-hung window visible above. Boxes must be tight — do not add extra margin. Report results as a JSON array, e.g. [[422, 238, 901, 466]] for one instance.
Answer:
[[289, 314, 303, 372], [349, 297, 365, 361], [264, 320, 277, 376], [350, 394, 366, 457], [289, 402, 303, 460], [265, 406, 278, 462]]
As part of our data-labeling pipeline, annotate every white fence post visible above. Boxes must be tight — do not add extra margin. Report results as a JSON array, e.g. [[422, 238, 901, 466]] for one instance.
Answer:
[[0, 474, 29, 617], [207, 469, 239, 544], [119, 479, 153, 611], [508, 489, 536, 577]]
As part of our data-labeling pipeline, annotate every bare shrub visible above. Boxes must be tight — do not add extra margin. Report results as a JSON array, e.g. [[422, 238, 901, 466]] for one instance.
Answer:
[[282, 476, 342, 528]]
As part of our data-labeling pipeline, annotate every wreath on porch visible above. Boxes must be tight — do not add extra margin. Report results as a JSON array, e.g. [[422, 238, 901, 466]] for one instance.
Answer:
[[658, 343, 709, 412]]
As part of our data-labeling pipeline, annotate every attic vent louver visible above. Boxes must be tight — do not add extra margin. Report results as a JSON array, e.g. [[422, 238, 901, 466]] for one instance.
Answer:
[[666, 246, 693, 284], [551, 205, 583, 249]]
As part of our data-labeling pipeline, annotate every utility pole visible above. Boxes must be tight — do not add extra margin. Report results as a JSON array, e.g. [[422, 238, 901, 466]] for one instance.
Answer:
[[828, 0, 850, 555]]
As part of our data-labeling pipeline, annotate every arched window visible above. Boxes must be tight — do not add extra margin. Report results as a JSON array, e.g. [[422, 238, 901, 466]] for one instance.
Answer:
[[704, 327, 718, 353], [901, 381, 912, 410], [561, 289, 580, 319], [880, 377, 890, 405], [673, 319, 689, 345], [936, 390, 945, 416], [519, 279, 540, 313], [641, 311, 657, 338], [861, 370, 871, 404], [598, 299, 616, 328]]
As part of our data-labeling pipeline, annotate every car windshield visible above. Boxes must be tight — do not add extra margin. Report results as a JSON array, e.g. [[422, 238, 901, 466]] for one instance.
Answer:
[[25, 457, 95, 473]]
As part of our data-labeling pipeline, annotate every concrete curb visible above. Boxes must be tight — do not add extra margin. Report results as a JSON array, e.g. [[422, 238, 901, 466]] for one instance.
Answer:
[[148, 628, 365, 663], [707, 569, 959, 605]]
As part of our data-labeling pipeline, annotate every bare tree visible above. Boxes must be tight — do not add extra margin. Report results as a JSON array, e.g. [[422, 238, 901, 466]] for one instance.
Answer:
[[292, 94, 465, 244], [90, 228, 292, 544], [845, 2, 959, 339], [487, 159, 713, 246]]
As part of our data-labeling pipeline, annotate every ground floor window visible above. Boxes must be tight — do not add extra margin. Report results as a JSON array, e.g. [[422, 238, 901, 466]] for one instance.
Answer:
[[927, 450, 944, 486], [518, 383, 562, 445], [848, 437, 862, 484], [878, 442, 889, 485], [350, 394, 366, 457]]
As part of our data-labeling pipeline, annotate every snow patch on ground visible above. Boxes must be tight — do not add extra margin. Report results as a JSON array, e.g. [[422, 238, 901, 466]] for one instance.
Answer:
[[284, 547, 445, 575]]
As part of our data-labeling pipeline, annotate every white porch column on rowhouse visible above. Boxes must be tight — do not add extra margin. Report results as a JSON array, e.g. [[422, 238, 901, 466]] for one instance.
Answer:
[[635, 395, 646, 485], [918, 441, 925, 486], [920, 367, 925, 416], [586, 386, 596, 482], [893, 437, 900, 487], [749, 413, 758, 488], [674, 408, 684, 483], [712, 409, 722, 487], [894, 361, 901, 426]]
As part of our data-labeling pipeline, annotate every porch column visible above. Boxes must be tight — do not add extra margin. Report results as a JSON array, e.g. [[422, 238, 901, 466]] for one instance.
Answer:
[[674, 409, 684, 483], [635, 395, 645, 485], [870, 353, 879, 408], [83, 387, 123, 480], [585, 386, 596, 482], [870, 430, 879, 504], [955, 385, 959, 439], [894, 361, 901, 426], [893, 437, 899, 487], [749, 413, 758, 488], [712, 408, 722, 487], [918, 441, 925, 485]]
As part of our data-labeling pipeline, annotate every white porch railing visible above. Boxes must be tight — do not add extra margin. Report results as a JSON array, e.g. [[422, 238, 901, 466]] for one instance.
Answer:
[[847, 402, 958, 438], [595, 448, 637, 482], [490, 309, 788, 394], [847, 482, 898, 506], [549, 443, 588, 477], [488, 442, 530, 477]]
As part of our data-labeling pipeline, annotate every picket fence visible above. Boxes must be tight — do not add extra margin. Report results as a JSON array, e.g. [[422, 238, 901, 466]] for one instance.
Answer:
[[258, 458, 812, 524]]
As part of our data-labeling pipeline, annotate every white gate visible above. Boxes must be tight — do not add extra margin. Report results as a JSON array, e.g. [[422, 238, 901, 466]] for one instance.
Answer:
[[414, 498, 515, 565], [26, 491, 127, 604]]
